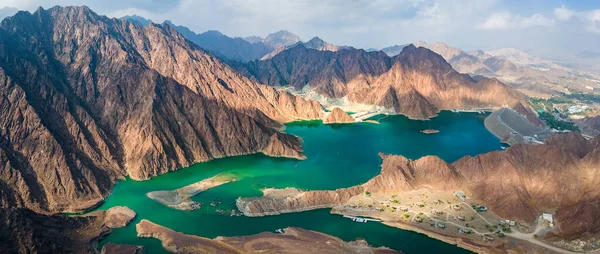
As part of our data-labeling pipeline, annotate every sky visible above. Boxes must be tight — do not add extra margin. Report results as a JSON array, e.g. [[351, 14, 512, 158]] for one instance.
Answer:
[[1, 0, 599, 61]]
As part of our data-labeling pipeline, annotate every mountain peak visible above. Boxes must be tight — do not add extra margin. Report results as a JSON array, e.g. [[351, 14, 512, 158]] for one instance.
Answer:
[[264, 30, 301, 48], [122, 15, 153, 26], [308, 36, 324, 42]]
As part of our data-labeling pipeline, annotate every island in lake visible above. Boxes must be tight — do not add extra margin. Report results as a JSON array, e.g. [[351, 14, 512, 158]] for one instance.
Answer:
[[421, 129, 440, 134]]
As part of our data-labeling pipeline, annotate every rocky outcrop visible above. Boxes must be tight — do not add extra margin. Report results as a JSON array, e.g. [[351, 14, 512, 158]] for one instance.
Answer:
[[323, 107, 355, 124], [0, 208, 109, 254], [101, 243, 144, 254], [0, 6, 322, 215], [104, 206, 136, 228], [262, 132, 307, 160], [576, 115, 600, 136], [136, 219, 398, 253], [238, 132, 600, 244], [244, 44, 540, 123], [147, 173, 236, 210], [237, 187, 363, 217]]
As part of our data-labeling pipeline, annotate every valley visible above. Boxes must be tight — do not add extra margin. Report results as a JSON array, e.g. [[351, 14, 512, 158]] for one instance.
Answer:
[[1, 4, 599, 254], [95, 111, 501, 254]]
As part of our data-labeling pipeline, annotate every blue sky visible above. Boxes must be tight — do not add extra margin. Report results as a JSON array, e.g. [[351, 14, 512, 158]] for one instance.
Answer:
[[1, 0, 599, 60]]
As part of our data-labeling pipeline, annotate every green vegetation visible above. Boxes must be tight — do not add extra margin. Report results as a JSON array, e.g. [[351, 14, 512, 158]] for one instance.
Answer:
[[419, 204, 425, 208], [404, 214, 410, 219], [365, 191, 371, 197], [564, 92, 600, 104], [501, 227, 512, 233], [393, 200, 399, 203], [538, 112, 580, 131]]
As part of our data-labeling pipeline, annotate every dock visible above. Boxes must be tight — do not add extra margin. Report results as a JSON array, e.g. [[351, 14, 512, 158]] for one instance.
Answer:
[[343, 215, 382, 223]]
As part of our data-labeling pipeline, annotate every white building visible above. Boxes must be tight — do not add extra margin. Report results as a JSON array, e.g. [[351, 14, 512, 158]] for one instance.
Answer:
[[542, 213, 554, 227]]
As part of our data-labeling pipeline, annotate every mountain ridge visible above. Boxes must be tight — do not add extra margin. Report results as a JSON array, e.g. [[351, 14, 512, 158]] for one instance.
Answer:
[[244, 43, 541, 123], [0, 6, 322, 214]]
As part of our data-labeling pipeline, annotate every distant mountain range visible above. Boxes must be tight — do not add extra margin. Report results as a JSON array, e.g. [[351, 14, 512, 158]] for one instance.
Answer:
[[121, 16, 350, 63], [376, 42, 600, 97], [118, 16, 600, 98]]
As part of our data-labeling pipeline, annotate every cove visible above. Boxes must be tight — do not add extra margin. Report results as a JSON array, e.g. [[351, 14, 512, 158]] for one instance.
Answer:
[[95, 111, 501, 253]]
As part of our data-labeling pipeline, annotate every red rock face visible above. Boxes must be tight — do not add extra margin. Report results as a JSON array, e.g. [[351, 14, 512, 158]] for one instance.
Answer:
[[383, 132, 600, 239], [0, 6, 322, 214], [238, 132, 600, 241], [244, 44, 541, 124]]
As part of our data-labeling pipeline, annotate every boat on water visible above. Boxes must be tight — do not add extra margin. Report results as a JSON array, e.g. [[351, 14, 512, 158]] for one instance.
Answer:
[[343, 215, 380, 223]]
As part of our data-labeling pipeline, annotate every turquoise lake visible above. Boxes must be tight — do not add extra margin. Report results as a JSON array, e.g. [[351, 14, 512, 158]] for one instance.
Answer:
[[95, 111, 502, 253]]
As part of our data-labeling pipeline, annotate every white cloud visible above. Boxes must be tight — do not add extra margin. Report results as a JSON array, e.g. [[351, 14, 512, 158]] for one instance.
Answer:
[[478, 12, 554, 30], [554, 5, 574, 21], [583, 9, 600, 34]]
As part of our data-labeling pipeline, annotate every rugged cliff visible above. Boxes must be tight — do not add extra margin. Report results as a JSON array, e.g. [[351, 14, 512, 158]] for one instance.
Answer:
[[244, 44, 540, 123], [0, 6, 322, 214], [238, 132, 600, 242]]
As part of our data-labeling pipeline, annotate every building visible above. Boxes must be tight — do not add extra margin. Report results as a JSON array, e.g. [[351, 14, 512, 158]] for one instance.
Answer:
[[454, 191, 466, 200], [459, 227, 472, 234], [542, 213, 554, 227], [476, 205, 488, 212], [457, 216, 465, 221]]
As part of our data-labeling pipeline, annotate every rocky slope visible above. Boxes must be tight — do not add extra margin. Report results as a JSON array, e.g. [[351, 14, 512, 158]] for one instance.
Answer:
[[576, 115, 600, 136], [245, 44, 540, 122], [0, 208, 109, 254], [0, 6, 322, 214], [136, 219, 398, 253], [262, 30, 301, 49], [238, 132, 600, 244], [401, 42, 600, 97], [323, 107, 355, 124], [261, 36, 346, 60]]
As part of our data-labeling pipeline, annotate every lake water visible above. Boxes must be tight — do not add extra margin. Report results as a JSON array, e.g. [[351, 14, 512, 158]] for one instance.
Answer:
[[96, 111, 501, 253]]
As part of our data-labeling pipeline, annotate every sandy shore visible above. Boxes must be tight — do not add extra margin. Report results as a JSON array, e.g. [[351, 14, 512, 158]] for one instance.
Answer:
[[147, 173, 237, 211]]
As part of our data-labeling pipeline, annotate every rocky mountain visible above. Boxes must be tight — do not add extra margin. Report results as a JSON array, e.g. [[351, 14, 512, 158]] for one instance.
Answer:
[[380, 44, 408, 57], [323, 107, 355, 124], [121, 16, 274, 62], [0, 207, 110, 254], [136, 220, 398, 253], [244, 44, 540, 123], [303, 36, 341, 52], [0, 6, 322, 215], [576, 115, 600, 136], [238, 132, 600, 251], [243, 35, 263, 44], [260, 36, 347, 60], [395, 42, 600, 97], [120, 14, 151, 26], [263, 30, 301, 48], [486, 48, 557, 68]]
